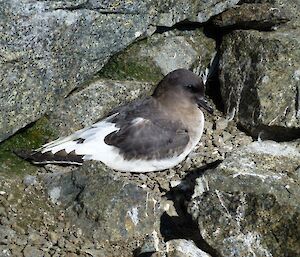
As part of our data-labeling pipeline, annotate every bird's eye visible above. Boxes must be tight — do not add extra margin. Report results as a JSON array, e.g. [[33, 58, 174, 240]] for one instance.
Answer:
[[185, 84, 197, 92]]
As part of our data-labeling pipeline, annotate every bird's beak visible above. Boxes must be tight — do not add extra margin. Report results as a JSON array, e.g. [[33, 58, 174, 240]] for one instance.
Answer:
[[196, 96, 213, 114]]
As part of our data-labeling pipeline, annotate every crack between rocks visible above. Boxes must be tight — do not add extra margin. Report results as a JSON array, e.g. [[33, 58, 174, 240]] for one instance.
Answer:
[[160, 160, 223, 257], [52, 4, 148, 15]]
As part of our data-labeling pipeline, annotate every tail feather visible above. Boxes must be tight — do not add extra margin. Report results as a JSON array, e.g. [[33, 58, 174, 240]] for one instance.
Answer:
[[14, 149, 84, 165]]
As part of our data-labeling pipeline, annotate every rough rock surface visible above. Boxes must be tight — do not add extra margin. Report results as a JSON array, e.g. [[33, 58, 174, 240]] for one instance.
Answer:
[[99, 28, 216, 80], [188, 140, 300, 257], [166, 239, 212, 257], [240, 0, 300, 28], [42, 161, 163, 242], [0, 0, 150, 142], [211, 3, 290, 30], [220, 28, 300, 140], [0, 0, 239, 142]]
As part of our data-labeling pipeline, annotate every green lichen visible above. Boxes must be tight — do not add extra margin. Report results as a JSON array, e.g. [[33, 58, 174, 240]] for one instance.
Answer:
[[0, 116, 58, 175], [98, 39, 163, 83]]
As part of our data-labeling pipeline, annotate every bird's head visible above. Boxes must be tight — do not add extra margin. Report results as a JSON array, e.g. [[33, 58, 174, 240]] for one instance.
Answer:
[[153, 69, 213, 114]]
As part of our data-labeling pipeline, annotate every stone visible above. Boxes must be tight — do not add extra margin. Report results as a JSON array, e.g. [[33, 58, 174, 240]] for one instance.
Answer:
[[166, 239, 212, 257], [211, 3, 290, 30], [0, 225, 16, 245], [0, 246, 11, 257], [220, 28, 300, 140], [154, 0, 240, 27], [99, 29, 215, 80], [188, 140, 300, 257], [23, 175, 37, 187], [240, 0, 300, 28], [41, 161, 163, 242], [48, 231, 59, 244], [23, 245, 43, 257], [0, 1, 150, 142], [136, 232, 161, 256], [0, 0, 239, 142]]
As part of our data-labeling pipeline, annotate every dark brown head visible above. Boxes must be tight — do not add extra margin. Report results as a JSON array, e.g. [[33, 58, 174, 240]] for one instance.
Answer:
[[153, 69, 213, 114]]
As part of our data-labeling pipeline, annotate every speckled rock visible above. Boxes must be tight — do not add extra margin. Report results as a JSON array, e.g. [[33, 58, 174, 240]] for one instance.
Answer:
[[99, 29, 215, 80], [0, 0, 239, 142], [154, 0, 240, 27], [0, 0, 151, 142], [188, 140, 300, 257], [211, 3, 290, 30], [220, 29, 300, 140], [42, 161, 163, 242], [240, 0, 300, 28], [166, 239, 212, 257], [23, 245, 43, 257]]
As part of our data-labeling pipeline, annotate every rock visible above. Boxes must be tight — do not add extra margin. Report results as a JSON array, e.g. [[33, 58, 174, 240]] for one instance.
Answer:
[[154, 0, 240, 27], [240, 0, 300, 28], [48, 231, 59, 244], [23, 175, 37, 187], [136, 233, 160, 256], [211, 3, 290, 30], [166, 239, 212, 257], [0, 225, 16, 245], [220, 28, 300, 140], [0, 1, 150, 142], [41, 161, 163, 242], [99, 28, 215, 80], [188, 140, 300, 257], [1, 0, 239, 142], [48, 79, 155, 136], [23, 245, 43, 257], [0, 246, 11, 257]]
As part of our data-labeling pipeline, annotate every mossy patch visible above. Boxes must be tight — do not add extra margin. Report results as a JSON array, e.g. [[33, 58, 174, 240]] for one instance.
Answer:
[[98, 39, 163, 83], [0, 116, 58, 175]]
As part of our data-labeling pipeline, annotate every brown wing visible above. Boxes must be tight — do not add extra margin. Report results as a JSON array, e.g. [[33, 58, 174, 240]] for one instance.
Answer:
[[104, 115, 189, 161]]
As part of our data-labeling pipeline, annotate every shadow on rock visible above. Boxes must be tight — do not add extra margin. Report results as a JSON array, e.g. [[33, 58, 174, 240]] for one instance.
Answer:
[[160, 160, 222, 257]]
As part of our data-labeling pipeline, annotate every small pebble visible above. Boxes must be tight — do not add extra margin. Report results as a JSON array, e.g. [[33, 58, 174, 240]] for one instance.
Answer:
[[48, 231, 59, 244], [11, 223, 26, 235], [23, 175, 38, 187]]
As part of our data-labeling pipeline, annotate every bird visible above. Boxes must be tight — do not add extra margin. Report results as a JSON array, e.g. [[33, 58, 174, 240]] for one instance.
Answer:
[[16, 69, 213, 172]]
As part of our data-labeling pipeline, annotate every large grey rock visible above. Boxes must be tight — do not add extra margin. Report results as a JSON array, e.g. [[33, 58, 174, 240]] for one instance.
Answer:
[[220, 29, 300, 140], [99, 29, 215, 80], [42, 161, 163, 242], [188, 140, 300, 257], [0, 225, 16, 245], [211, 3, 290, 30], [240, 0, 300, 28], [154, 0, 240, 27], [1, 0, 239, 142], [0, 0, 151, 142]]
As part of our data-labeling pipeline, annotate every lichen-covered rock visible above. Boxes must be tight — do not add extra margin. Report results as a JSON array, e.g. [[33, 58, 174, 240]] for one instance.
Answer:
[[42, 161, 163, 242], [188, 140, 300, 257], [211, 3, 290, 30], [99, 29, 215, 80], [0, 0, 238, 142], [0, 1, 151, 142], [240, 0, 300, 28], [154, 0, 240, 27], [220, 29, 300, 140]]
